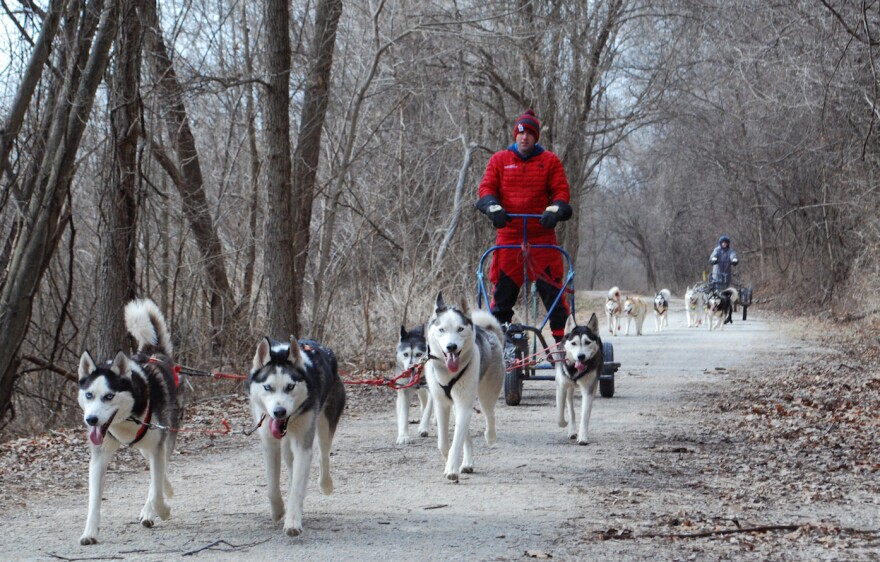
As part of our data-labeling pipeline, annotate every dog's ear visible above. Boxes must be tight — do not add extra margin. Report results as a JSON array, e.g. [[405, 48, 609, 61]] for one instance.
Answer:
[[435, 291, 446, 311], [253, 337, 272, 370], [400, 325, 407, 341], [288, 336, 306, 371], [458, 295, 470, 314], [586, 313, 599, 334], [110, 351, 130, 377], [565, 314, 577, 334], [78, 351, 96, 382]]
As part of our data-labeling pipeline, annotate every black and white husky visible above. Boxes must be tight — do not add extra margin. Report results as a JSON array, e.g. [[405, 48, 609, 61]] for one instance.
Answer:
[[653, 289, 672, 332], [395, 325, 433, 445], [425, 293, 504, 481], [77, 298, 184, 545], [555, 313, 604, 445], [707, 287, 739, 331], [248, 337, 346, 537]]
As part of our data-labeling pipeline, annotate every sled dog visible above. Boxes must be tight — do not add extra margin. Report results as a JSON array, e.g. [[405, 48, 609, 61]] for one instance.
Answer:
[[685, 285, 706, 328], [77, 298, 184, 545], [395, 324, 433, 444], [653, 289, 672, 332], [555, 313, 604, 445], [707, 287, 739, 331], [248, 337, 346, 537], [605, 286, 622, 336], [424, 292, 504, 481], [622, 295, 649, 336]]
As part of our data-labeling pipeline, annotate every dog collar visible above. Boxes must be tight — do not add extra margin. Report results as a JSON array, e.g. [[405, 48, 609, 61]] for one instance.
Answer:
[[127, 399, 152, 446], [439, 361, 470, 400]]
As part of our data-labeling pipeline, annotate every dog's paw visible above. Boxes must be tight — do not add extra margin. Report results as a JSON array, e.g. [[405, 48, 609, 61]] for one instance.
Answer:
[[141, 517, 154, 528], [484, 427, 496, 446], [568, 433, 578, 440], [444, 471, 459, 481], [284, 525, 303, 537], [577, 435, 590, 445], [396, 435, 412, 445], [418, 429, 429, 437], [155, 501, 171, 521], [460, 466, 474, 474], [557, 418, 567, 428], [80, 535, 98, 546], [319, 475, 334, 496], [270, 501, 285, 522]]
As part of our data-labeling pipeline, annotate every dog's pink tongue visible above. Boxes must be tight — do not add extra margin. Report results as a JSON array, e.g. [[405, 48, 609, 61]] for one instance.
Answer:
[[576, 361, 586, 372], [269, 419, 285, 440], [446, 353, 460, 373], [89, 426, 105, 446]]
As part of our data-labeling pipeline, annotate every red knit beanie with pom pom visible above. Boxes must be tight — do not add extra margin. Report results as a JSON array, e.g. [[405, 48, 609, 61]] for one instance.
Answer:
[[513, 109, 540, 140]]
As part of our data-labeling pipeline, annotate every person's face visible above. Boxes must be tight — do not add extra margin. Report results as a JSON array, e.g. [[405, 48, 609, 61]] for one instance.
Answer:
[[516, 130, 537, 156], [721, 241, 729, 249]]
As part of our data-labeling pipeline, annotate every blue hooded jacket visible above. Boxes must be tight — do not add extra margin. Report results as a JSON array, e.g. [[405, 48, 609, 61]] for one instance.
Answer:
[[709, 235, 738, 286]]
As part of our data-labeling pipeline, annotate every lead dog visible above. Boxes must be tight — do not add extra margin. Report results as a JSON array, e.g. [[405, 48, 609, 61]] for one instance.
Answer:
[[425, 292, 504, 481], [653, 289, 671, 332], [622, 294, 649, 336], [395, 324, 433, 444], [605, 286, 622, 335], [77, 298, 184, 545], [248, 337, 346, 537], [684, 285, 706, 328], [707, 287, 739, 331], [555, 313, 604, 445]]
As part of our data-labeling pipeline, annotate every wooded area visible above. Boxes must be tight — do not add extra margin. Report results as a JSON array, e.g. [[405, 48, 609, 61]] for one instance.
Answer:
[[0, 0, 877, 440]]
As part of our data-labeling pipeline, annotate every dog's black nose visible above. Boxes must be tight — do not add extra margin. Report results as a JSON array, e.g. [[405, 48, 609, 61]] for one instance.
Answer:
[[577, 354, 586, 362], [86, 416, 99, 426], [446, 343, 458, 353], [272, 407, 287, 419]]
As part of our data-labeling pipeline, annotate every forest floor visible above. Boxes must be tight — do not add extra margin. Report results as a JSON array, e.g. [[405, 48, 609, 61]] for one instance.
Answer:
[[0, 292, 878, 561]]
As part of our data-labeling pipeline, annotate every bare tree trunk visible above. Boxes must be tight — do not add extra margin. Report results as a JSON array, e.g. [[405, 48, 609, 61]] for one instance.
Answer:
[[95, 0, 141, 358], [240, 2, 260, 315], [290, 0, 343, 336], [262, 0, 296, 337], [0, 0, 120, 424], [433, 136, 476, 275], [0, 0, 67, 181], [142, 0, 238, 350]]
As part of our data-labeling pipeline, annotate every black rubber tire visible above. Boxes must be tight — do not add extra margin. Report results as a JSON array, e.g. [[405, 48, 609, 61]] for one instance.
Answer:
[[503, 342, 524, 406], [600, 341, 615, 398]]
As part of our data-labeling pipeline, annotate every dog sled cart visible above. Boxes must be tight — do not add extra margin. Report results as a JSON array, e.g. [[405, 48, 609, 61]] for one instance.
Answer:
[[699, 272, 754, 321], [477, 214, 620, 405]]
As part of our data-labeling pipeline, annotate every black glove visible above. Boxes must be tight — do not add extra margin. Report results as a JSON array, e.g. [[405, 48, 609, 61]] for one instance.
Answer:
[[731, 259, 738, 265], [487, 205, 509, 229], [710, 257, 718, 265], [540, 206, 559, 229]]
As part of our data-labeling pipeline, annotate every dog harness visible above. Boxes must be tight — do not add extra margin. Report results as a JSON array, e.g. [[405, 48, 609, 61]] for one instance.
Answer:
[[563, 363, 591, 383], [429, 354, 471, 400], [123, 398, 152, 446]]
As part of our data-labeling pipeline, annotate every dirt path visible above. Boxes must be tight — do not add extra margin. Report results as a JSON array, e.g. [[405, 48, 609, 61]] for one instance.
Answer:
[[0, 296, 875, 560]]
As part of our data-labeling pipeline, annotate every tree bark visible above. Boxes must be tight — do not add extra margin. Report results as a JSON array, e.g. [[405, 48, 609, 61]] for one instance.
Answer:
[[95, 0, 141, 358], [0, 0, 120, 424], [142, 0, 237, 350], [289, 0, 343, 336], [262, 0, 296, 337]]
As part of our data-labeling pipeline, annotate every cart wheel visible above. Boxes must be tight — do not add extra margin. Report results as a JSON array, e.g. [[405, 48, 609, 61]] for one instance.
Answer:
[[503, 341, 524, 406], [600, 341, 615, 398]]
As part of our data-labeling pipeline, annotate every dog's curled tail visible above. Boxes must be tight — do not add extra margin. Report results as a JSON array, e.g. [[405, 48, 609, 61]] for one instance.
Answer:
[[721, 287, 739, 304], [659, 288, 672, 300], [608, 286, 621, 301], [125, 298, 173, 356], [471, 309, 505, 343]]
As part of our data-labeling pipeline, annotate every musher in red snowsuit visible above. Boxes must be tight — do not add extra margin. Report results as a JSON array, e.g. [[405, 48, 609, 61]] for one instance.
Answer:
[[476, 109, 573, 342]]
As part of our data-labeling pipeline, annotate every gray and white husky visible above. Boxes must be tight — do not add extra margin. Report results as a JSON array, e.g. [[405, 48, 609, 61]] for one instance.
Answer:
[[653, 289, 672, 332], [685, 285, 707, 328], [77, 298, 184, 545], [424, 292, 505, 481], [395, 324, 433, 445], [248, 337, 346, 537], [555, 313, 604, 445]]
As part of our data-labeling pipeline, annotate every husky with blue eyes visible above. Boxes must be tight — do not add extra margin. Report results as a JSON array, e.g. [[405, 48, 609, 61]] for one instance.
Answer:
[[77, 298, 184, 546], [394, 324, 433, 445], [247, 336, 346, 537]]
